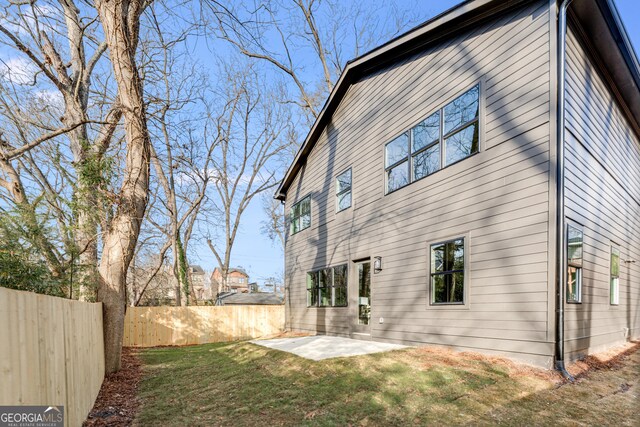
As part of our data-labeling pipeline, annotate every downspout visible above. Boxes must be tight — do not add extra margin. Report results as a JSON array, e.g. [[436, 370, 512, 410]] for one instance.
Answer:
[[555, 0, 575, 380]]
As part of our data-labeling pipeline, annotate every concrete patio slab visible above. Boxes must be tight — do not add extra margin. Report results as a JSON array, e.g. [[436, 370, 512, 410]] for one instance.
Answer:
[[250, 335, 408, 361]]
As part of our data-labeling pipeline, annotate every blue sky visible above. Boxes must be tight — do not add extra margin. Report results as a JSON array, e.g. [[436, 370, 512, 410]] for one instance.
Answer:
[[214, 0, 640, 286], [1, 1, 638, 288]]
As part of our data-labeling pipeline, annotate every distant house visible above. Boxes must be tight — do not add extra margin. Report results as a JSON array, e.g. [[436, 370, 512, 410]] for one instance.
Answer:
[[276, 0, 640, 369], [216, 292, 284, 306], [189, 265, 207, 300], [211, 267, 250, 294]]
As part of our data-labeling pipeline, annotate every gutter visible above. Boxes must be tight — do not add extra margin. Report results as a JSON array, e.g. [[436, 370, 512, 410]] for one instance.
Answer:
[[554, 0, 575, 381]]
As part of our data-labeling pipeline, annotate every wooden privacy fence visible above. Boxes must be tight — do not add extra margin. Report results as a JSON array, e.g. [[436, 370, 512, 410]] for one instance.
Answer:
[[0, 287, 105, 427], [123, 305, 286, 347]]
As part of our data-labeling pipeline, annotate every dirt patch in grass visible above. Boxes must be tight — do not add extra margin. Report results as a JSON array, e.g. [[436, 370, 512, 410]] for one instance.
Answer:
[[84, 348, 142, 427], [409, 345, 560, 383], [567, 341, 640, 379]]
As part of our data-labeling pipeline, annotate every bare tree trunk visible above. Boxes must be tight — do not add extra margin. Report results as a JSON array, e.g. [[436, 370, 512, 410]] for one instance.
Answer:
[[95, 0, 150, 374]]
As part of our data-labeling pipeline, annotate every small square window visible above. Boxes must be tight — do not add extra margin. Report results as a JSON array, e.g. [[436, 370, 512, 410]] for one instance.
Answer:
[[385, 132, 409, 166], [290, 196, 311, 234], [444, 123, 479, 166], [444, 85, 480, 134], [386, 161, 409, 193]]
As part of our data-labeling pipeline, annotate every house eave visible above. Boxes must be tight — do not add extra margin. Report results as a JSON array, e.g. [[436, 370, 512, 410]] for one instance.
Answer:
[[569, 0, 640, 137], [274, 0, 528, 201], [275, 0, 640, 201]]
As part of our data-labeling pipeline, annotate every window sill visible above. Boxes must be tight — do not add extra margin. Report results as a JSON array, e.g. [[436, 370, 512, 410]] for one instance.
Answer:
[[427, 302, 469, 310], [306, 305, 349, 309]]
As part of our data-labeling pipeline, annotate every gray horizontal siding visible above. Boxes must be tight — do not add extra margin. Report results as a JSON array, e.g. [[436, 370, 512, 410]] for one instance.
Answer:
[[285, 0, 553, 365], [563, 28, 640, 360]]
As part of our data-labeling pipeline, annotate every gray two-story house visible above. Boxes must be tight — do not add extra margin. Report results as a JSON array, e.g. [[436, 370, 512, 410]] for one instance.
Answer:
[[275, 0, 640, 369]]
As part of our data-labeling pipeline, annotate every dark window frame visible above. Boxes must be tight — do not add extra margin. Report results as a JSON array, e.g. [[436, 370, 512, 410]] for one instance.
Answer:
[[566, 223, 583, 304], [290, 195, 311, 235], [306, 264, 348, 308], [384, 84, 481, 195], [336, 168, 352, 212], [429, 237, 466, 306]]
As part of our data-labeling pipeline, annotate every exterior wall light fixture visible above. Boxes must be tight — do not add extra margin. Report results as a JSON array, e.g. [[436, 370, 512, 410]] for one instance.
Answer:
[[374, 256, 382, 273]]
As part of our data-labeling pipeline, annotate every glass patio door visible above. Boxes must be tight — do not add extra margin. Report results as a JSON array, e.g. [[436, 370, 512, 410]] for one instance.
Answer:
[[353, 261, 371, 334]]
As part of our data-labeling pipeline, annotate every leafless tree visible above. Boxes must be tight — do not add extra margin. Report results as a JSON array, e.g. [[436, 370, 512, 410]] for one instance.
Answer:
[[260, 195, 285, 249], [133, 4, 219, 306], [206, 0, 421, 123], [207, 0, 424, 250], [206, 62, 292, 296], [0, 1, 120, 299], [94, 0, 152, 374]]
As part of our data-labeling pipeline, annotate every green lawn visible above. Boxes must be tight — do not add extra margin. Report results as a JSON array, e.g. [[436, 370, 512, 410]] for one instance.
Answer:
[[136, 341, 639, 426]]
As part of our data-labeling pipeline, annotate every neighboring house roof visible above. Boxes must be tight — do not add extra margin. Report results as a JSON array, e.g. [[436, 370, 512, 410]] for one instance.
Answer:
[[190, 265, 205, 274], [211, 267, 249, 277], [274, 0, 640, 201], [217, 293, 284, 305]]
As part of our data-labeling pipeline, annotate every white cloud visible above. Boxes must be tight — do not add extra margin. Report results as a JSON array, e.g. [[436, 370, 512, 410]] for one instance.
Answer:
[[0, 56, 37, 85], [3, 3, 61, 38], [35, 89, 64, 108]]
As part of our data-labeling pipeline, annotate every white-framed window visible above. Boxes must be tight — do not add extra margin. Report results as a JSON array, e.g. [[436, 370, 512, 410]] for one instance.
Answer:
[[430, 237, 465, 305], [336, 168, 352, 212], [385, 85, 480, 194], [306, 264, 348, 307], [610, 246, 620, 305], [567, 224, 583, 303], [290, 195, 311, 234]]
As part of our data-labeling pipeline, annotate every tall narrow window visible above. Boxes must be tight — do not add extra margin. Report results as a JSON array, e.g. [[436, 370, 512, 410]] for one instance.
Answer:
[[306, 271, 318, 307], [384, 85, 479, 194], [336, 169, 352, 211], [290, 196, 311, 235], [610, 246, 620, 305], [333, 264, 348, 306], [567, 225, 583, 303], [430, 238, 465, 304], [319, 268, 331, 307]]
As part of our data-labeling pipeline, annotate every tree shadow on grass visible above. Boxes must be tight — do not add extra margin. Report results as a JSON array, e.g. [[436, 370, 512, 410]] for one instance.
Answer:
[[134, 342, 576, 426]]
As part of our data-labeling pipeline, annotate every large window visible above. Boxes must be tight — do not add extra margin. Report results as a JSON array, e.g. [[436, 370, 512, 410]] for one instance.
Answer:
[[336, 168, 352, 211], [385, 85, 480, 193], [290, 196, 311, 235], [306, 264, 348, 307], [610, 246, 620, 305], [430, 238, 465, 304], [567, 225, 583, 303]]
